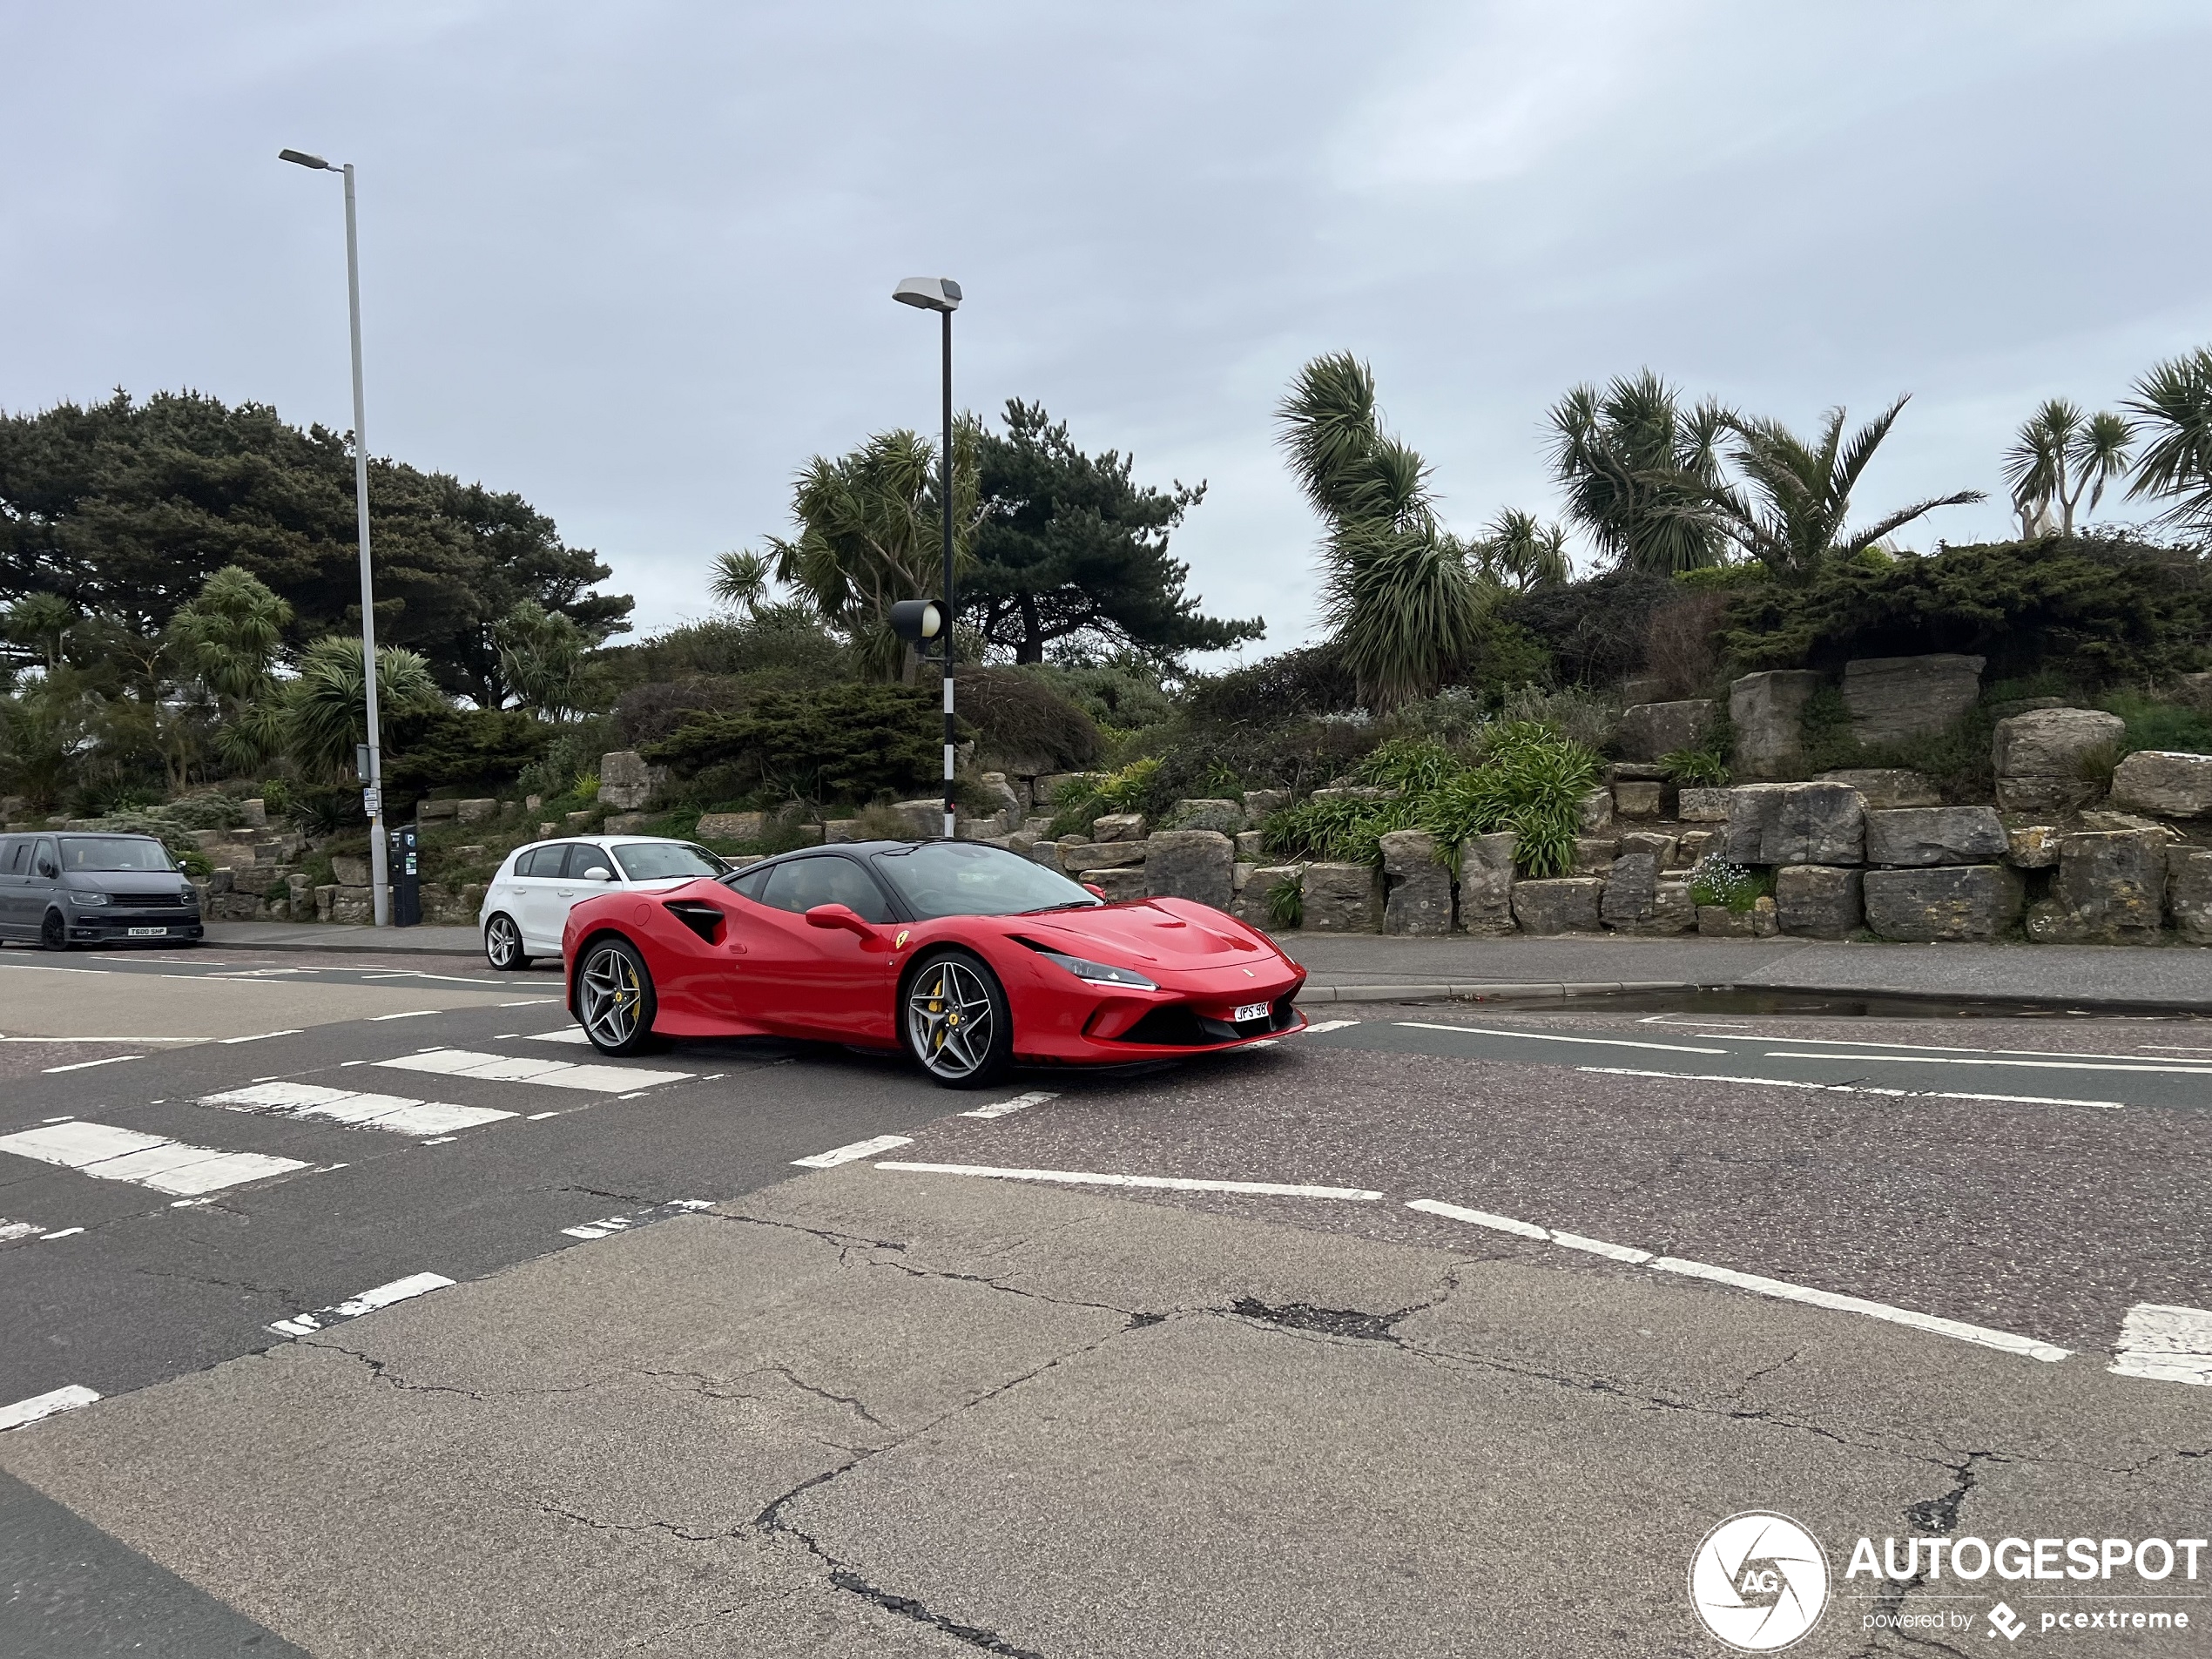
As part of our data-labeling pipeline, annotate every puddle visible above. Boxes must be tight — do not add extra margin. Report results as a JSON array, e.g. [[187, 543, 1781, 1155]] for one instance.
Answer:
[[1461, 986, 2209, 1022]]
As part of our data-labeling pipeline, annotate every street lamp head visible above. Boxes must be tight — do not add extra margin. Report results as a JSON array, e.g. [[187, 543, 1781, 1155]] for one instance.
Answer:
[[892, 276, 961, 314], [278, 148, 334, 171]]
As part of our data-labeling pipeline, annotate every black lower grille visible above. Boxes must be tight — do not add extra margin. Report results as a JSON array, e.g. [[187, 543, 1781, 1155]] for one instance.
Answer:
[[1116, 995, 1300, 1047]]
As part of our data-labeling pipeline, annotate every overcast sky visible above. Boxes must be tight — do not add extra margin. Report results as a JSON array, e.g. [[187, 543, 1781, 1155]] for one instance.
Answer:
[[5, 3, 2208, 662]]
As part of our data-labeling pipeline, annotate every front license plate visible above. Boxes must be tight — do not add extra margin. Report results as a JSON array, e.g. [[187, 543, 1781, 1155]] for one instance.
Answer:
[[1233, 1001, 1271, 1023], [127, 927, 168, 937]]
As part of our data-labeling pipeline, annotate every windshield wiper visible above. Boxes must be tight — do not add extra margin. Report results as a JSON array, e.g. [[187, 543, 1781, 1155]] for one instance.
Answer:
[[1018, 900, 1104, 914]]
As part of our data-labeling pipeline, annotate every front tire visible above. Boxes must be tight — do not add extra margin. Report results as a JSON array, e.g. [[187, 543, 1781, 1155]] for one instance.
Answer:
[[577, 936, 656, 1055], [902, 948, 1012, 1089], [39, 909, 69, 952], [484, 914, 532, 970]]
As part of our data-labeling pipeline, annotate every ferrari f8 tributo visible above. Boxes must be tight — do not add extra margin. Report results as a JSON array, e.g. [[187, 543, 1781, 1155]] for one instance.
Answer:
[[561, 839, 1306, 1086]]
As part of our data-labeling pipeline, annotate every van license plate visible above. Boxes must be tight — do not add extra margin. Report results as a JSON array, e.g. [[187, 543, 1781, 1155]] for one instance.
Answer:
[[1233, 1001, 1270, 1023], [127, 927, 168, 937]]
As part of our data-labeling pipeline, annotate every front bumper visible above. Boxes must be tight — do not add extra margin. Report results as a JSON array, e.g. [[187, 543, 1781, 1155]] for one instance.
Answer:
[[1008, 957, 1308, 1064], [67, 912, 204, 942]]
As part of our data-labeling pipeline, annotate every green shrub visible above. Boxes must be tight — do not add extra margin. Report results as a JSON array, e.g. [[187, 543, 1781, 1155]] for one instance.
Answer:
[[953, 665, 1103, 772], [644, 683, 958, 807], [384, 707, 553, 799], [1723, 534, 2212, 685], [1661, 747, 1731, 786], [1689, 859, 1768, 913], [1265, 872, 1304, 930], [2097, 691, 2212, 756]]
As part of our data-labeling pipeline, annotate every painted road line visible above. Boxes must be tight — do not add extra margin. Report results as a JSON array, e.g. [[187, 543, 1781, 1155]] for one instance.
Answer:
[[878, 1162, 1385, 1201], [1404, 1196, 2068, 1364], [368, 1009, 441, 1022], [960, 1091, 1059, 1120], [42, 1055, 142, 1073], [0, 1220, 41, 1244], [201, 1082, 516, 1136], [562, 1199, 718, 1241], [39, 1227, 84, 1242], [1649, 1257, 2071, 1362], [1397, 1023, 1726, 1055], [1577, 1067, 2124, 1110], [1299, 1019, 1363, 1035], [375, 1049, 691, 1091], [0, 1384, 100, 1433], [2108, 1303, 2212, 1386], [0, 1122, 307, 1197], [525, 1028, 593, 1045], [1764, 1051, 2212, 1076], [269, 1271, 456, 1338], [217, 1028, 306, 1044], [794, 1134, 914, 1169]]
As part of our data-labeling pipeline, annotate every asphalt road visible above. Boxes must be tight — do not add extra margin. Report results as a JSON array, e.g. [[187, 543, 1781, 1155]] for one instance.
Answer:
[[3, 941, 2209, 1656]]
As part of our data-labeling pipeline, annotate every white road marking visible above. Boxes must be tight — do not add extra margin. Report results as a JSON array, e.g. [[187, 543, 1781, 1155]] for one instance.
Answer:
[[201, 1082, 515, 1136], [1576, 1066, 2124, 1110], [1404, 1197, 2068, 1363], [218, 1029, 305, 1044], [0, 1035, 198, 1043], [1764, 1051, 2212, 1076], [39, 1226, 84, 1241], [0, 1384, 99, 1433], [525, 1110, 563, 1121], [0, 1122, 307, 1197], [368, 1009, 440, 1022], [375, 1049, 689, 1092], [42, 1055, 141, 1073], [1396, 1022, 1726, 1055], [1299, 1019, 1362, 1035], [0, 1220, 40, 1244], [960, 1090, 1059, 1120], [2109, 1303, 2212, 1386], [1649, 1256, 2071, 1361], [1747, 1035, 2202, 1062], [500, 999, 559, 1007], [877, 1161, 1384, 1200], [525, 1028, 593, 1045], [420, 1136, 457, 1146], [269, 1271, 455, 1338], [794, 1134, 914, 1168], [2141, 1046, 2212, 1055]]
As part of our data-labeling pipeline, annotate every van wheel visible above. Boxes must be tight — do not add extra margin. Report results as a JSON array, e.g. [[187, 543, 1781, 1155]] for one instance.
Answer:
[[39, 910, 69, 952]]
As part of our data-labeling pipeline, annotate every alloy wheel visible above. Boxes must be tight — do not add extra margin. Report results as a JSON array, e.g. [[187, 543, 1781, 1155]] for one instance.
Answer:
[[906, 957, 997, 1082], [486, 915, 524, 969], [578, 944, 645, 1049], [40, 910, 66, 951]]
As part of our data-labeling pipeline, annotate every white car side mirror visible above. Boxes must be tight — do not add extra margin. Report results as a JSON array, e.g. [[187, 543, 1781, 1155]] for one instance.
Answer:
[[582, 867, 614, 882]]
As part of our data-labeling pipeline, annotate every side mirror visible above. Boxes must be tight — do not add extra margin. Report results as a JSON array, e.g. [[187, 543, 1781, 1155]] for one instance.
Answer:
[[581, 867, 614, 882], [1083, 883, 1107, 899], [37, 861, 57, 880], [805, 902, 872, 936]]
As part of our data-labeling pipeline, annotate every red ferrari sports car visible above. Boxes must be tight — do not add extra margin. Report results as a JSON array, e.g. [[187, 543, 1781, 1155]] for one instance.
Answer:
[[560, 839, 1306, 1086]]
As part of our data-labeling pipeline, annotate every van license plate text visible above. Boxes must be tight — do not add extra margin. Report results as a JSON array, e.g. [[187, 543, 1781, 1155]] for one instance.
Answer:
[[127, 927, 167, 937]]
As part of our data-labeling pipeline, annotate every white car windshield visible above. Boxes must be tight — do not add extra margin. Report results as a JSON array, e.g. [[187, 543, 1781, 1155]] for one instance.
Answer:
[[870, 842, 1101, 920], [60, 837, 175, 873], [612, 841, 726, 881]]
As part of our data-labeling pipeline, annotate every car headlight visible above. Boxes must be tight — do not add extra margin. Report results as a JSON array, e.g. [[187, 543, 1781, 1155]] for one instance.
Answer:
[[1038, 949, 1156, 990], [70, 891, 111, 907]]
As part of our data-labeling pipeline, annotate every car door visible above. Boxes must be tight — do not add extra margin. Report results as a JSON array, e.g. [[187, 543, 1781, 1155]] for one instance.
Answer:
[[511, 843, 579, 953], [25, 838, 61, 936], [744, 854, 900, 1042], [0, 838, 24, 937]]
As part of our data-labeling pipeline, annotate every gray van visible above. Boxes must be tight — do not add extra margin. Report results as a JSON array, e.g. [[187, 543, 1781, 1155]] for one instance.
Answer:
[[0, 832, 204, 949]]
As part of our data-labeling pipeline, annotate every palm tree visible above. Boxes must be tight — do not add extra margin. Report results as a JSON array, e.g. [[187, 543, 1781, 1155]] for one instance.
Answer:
[[165, 566, 293, 772], [2125, 346, 2212, 537], [492, 598, 586, 719], [281, 636, 445, 776], [1704, 396, 1983, 582], [1547, 371, 1731, 574], [707, 550, 772, 614], [2002, 399, 2134, 536], [770, 425, 981, 680], [1475, 509, 1571, 590], [1277, 354, 1480, 708], [3, 592, 77, 672]]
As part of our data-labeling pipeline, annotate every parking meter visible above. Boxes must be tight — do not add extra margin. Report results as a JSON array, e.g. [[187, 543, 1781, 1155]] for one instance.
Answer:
[[391, 822, 421, 927]]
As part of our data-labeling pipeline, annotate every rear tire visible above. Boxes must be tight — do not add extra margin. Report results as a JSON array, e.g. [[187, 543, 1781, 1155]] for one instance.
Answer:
[[484, 914, 532, 970], [577, 936, 656, 1055], [39, 909, 69, 952], [901, 948, 1012, 1089]]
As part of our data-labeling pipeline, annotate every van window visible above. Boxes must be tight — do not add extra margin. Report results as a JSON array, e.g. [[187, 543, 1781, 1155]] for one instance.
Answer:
[[0, 839, 24, 875]]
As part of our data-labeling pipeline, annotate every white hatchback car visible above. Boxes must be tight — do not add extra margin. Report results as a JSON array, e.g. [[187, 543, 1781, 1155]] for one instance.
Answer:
[[478, 834, 729, 969]]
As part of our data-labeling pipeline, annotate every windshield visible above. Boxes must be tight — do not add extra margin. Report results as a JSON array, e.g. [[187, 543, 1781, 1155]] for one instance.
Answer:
[[612, 841, 727, 881], [60, 837, 175, 873], [871, 841, 1101, 920]]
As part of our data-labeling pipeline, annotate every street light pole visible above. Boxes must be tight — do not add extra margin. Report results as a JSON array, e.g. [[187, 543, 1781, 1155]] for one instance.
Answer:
[[892, 277, 962, 840], [281, 149, 388, 925]]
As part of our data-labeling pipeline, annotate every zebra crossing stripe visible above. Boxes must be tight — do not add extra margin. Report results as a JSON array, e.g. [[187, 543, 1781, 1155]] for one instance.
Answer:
[[2110, 1303, 2212, 1386], [960, 1091, 1059, 1120], [0, 1121, 307, 1197], [375, 1049, 691, 1092], [0, 1384, 99, 1433], [269, 1271, 455, 1338], [201, 1081, 514, 1136]]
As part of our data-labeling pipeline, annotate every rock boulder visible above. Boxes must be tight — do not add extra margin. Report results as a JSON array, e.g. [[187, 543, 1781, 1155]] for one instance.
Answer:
[[1599, 853, 1693, 935], [1729, 670, 1824, 779], [1168, 799, 1244, 835], [1723, 781, 1865, 866], [1091, 813, 1146, 843], [2110, 751, 2212, 819], [1455, 833, 1517, 936], [1303, 863, 1384, 933], [2168, 848, 2212, 946], [1862, 866, 2023, 941], [1145, 830, 1235, 909], [1617, 699, 1716, 761], [2024, 830, 2168, 944], [1379, 830, 1452, 935], [1842, 655, 1983, 745], [1991, 708, 2125, 815], [1512, 878, 1604, 935], [1815, 769, 1943, 809], [1863, 806, 2008, 867], [1774, 865, 1863, 939]]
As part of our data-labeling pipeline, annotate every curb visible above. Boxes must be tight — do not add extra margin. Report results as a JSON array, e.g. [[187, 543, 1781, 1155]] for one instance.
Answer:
[[200, 926, 483, 959], [1300, 980, 1693, 1004], [1298, 977, 2212, 1017]]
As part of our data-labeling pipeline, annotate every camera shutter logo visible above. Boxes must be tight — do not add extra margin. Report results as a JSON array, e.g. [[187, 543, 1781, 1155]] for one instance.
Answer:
[[1689, 1512, 1831, 1651]]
